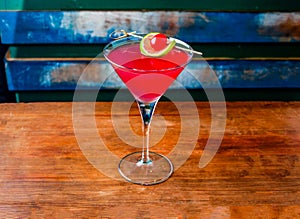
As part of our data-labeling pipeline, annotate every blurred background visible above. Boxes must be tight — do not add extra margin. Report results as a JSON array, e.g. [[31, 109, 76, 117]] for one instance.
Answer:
[[1, 0, 300, 102]]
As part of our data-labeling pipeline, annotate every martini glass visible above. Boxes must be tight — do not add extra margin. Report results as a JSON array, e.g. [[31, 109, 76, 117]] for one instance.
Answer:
[[103, 33, 193, 185]]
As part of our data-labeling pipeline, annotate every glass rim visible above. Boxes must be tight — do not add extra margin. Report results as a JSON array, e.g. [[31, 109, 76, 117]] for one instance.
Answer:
[[103, 35, 194, 73]]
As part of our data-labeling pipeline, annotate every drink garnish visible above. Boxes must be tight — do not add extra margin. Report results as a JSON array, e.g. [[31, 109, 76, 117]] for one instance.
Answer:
[[150, 33, 168, 51], [140, 32, 176, 57], [109, 30, 203, 56]]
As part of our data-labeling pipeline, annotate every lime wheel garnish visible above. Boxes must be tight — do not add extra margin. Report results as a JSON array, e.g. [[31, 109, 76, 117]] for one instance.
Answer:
[[140, 32, 176, 57]]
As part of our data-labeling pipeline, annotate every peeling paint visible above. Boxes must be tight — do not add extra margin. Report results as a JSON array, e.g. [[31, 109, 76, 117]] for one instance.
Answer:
[[257, 13, 300, 41], [51, 63, 85, 84], [4, 59, 300, 91], [1, 11, 300, 43]]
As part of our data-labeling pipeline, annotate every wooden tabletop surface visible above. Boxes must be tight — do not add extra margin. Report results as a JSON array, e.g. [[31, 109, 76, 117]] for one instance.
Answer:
[[0, 101, 299, 218]]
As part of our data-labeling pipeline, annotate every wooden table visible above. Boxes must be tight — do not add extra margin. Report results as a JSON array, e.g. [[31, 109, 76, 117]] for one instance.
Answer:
[[0, 101, 299, 218]]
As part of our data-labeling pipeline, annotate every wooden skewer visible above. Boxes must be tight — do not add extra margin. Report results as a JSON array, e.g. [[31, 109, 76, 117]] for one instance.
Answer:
[[175, 46, 203, 55]]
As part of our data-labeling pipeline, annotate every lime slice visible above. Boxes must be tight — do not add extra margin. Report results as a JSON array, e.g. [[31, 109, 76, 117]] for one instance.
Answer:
[[140, 32, 176, 57]]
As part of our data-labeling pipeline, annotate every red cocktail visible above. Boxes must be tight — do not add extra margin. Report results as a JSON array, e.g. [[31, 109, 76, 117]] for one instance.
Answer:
[[107, 43, 190, 103], [103, 32, 193, 185]]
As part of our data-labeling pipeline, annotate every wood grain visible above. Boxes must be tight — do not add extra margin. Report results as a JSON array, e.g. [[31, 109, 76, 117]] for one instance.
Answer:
[[0, 101, 299, 218]]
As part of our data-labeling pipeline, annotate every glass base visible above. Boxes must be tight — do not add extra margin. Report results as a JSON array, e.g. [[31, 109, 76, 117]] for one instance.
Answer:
[[118, 151, 173, 185]]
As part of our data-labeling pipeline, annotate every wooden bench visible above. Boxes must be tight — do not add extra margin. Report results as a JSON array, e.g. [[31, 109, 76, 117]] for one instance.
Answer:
[[1, 0, 300, 101]]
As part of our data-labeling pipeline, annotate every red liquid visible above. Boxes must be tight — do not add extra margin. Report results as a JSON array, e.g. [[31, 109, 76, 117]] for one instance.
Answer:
[[107, 43, 190, 102]]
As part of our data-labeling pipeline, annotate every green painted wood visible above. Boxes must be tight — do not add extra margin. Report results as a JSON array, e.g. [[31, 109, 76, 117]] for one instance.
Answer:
[[15, 89, 300, 102], [8, 43, 300, 59], [1, 0, 300, 11]]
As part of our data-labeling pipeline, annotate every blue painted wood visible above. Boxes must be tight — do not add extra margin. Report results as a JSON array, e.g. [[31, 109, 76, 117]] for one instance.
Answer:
[[1, 11, 300, 44], [5, 57, 300, 91]]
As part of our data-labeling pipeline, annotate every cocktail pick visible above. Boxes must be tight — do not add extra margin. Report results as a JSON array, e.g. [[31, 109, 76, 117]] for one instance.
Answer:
[[109, 30, 203, 56]]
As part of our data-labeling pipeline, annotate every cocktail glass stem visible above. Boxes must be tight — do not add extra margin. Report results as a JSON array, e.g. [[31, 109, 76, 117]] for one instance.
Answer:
[[137, 101, 158, 165], [118, 98, 173, 185]]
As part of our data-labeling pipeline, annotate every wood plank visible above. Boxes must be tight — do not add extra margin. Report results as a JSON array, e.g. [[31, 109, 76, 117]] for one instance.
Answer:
[[5, 56, 300, 91], [1, 11, 300, 44], [1, 0, 300, 11], [0, 101, 299, 217]]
